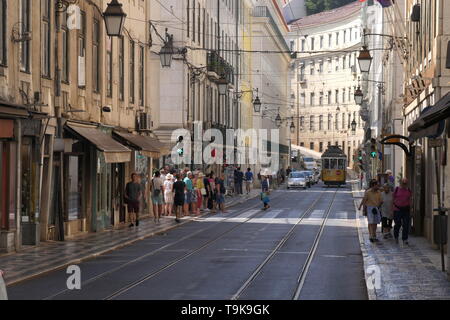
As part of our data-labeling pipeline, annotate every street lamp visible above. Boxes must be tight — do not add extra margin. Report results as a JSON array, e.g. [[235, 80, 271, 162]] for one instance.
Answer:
[[351, 119, 357, 133], [290, 122, 296, 134], [253, 89, 262, 113], [159, 33, 174, 68], [358, 46, 373, 73], [103, 0, 127, 37], [354, 87, 364, 105], [275, 113, 282, 128], [217, 78, 229, 96]]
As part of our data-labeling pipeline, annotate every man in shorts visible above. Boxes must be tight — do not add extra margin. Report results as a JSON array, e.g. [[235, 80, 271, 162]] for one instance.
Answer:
[[125, 173, 143, 228]]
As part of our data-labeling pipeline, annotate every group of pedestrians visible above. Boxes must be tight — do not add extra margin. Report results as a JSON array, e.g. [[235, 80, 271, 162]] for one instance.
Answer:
[[234, 168, 255, 195], [125, 168, 231, 226], [359, 178, 412, 244]]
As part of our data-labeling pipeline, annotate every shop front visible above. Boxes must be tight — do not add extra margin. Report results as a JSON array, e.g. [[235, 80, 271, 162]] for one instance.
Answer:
[[62, 123, 131, 235], [113, 131, 169, 219], [0, 102, 29, 252]]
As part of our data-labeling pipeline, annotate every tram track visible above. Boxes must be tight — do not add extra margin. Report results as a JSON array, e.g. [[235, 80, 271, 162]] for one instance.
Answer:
[[230, 188, 339, 300], [40, 189, 298, 300]]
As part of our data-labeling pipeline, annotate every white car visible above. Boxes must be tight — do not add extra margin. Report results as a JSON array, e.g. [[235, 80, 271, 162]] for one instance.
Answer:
[[287, 172, 307, 190], [0, 270, 7, 300]]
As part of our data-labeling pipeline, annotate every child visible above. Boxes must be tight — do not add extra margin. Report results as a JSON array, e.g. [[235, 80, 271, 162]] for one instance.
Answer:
[[381, 184, 394, 239]]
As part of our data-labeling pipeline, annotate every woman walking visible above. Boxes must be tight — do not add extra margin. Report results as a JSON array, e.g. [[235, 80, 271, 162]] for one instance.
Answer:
[[163, 174, 174, 217], [150, 171, 164, 224], [261, 175, 271, 210], [195, 172, 206, 214], [173, 173, 186, 223], [381, 184, 394, 239], [359, 180, 383, 243]]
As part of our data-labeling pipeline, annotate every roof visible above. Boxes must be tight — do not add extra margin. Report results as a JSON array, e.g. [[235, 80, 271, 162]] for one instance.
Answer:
[[289, 1, 361, 29], [322, 146, 347, 158]]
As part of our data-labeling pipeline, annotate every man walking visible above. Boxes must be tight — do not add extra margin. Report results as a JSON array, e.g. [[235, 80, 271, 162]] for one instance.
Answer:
[[234, 167, 244, 195], [393, 178, 413, 245], [125, 173, 143, 228], [245, 168, 254, 195]]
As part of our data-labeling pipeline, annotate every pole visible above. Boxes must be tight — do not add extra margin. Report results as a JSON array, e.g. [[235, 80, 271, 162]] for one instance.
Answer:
[[15, 120, 22, 252], [434, 146, 446, 272]]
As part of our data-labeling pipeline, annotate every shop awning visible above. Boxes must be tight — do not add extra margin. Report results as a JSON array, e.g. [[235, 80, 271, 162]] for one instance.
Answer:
[[408, 93, 450, 140], [66, 124, 131, 163], [0, 101, 30, 119], [113, 131, 169, 158]]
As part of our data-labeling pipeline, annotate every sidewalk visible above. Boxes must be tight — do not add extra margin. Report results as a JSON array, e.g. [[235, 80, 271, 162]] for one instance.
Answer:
[[351, 181, 450, 300], [0, 189, 261, 286]]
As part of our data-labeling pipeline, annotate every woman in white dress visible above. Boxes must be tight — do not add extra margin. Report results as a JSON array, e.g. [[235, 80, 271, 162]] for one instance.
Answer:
[[163, 174, 174, 216]]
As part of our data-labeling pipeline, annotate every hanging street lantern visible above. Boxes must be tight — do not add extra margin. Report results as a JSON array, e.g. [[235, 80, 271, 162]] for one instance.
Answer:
[[159, 34, 174, 68], [103, 0, 127, 37], [351, 119, 357, 133], [290, 122, 296, 134], [253, 95, 262, 113], [354, 87, 364, 105], [358, 46, 373, 73], [275, 113, 282, 128], [217, 78, 229, 96]]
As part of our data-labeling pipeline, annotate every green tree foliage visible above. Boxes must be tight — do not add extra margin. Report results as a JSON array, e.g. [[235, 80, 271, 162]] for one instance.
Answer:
[[305, 0, 356, 16]]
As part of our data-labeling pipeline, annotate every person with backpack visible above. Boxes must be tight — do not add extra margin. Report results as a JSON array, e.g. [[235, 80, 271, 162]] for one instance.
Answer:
[[393, 178, 413, 245], [359, 180, 383, 243], [150, 171, 165, 224]]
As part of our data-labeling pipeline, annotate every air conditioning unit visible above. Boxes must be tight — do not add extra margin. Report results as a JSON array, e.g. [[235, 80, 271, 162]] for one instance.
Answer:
[[137, 112, 151, 131]]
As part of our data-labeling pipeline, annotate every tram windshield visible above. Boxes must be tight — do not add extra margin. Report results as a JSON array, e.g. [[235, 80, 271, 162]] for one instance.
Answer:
[[323, 158, 346, 170]]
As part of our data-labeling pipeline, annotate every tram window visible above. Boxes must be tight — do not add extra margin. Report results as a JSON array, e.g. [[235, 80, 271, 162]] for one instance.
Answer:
[[338, 159, 345, 170], [330, 159, 338, 169], [324, 159, 330, 169]]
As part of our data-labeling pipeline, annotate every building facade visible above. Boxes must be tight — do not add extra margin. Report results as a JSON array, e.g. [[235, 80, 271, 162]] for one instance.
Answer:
[[288, 1, 365, 168], [0, 0, 166, 253]]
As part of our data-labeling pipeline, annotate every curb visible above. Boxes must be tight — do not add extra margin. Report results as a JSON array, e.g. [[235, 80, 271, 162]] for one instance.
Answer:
[[6, 191, 261, 287], [351, 182, 378, 301]]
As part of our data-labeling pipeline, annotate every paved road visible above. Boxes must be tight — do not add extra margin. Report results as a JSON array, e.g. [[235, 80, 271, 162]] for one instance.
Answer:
[[7, 184, 368, 300]]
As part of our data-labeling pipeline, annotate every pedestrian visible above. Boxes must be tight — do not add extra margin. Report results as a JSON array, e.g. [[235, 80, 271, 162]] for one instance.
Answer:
[[261, 175, 271, 210], [150, 171, 164, 224], [286, 166, 292, 177], [245, 168, 254, 195], [234, 167, 244, 195], [124, 173, 143, 228], [163, 173, 174, 217], [215, 173, 227, 213], [173, 173, 186, 223], [393, 178, 413, 245], [196, 172, 206, 214], [183, 171, 196, 216], [386, 170, 395, 189], [208, 173, 217, 213], [381, 184, 394, 239], [359, 179, 383, 243]]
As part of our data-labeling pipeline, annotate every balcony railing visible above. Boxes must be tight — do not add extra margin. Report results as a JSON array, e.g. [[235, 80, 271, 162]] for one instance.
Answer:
[[207, 51, 235, 86]]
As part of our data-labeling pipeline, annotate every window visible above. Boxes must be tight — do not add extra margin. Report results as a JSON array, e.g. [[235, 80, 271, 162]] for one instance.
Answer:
[[129, 40, 135, 103], [336, 32, 340, 46], [106, 37, 112, 97], [310, 37, 315, 51], [20, 0, 31, 72], [320, 36, 324, 49], [300, 116, 305, 130], [327, 91, 332, 105], [319, 142, 324, 153], [62, 11, 69, 82], [319, 92, 323, 105], [119, 37, 124, 100], [139, 46, 144, 106], [319, 61, 323, 73], [310, 116, 315, 131], [301, 39, 305, 52], [78, 11, 86, 87], [299, 64, 305, 81], [310, 93, 315, 106], [343, 30, 347, 43], [335, 113, 339, 130], [310, 142, 315, 150], [343, 56, 346, 69], [319, 115, 323, 130], [0, 0, 6, 65], [42, 0, 51, 77], [93, 19, 100, 92], [328, 34, 332, 47], [335, 90, 339, 104], [328, 114, 332, 130]]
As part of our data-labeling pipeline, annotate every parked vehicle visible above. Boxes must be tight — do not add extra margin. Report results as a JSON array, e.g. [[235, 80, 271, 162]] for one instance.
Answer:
[[303, 157, 317, 171], [0, 270, 7, 300], [299, 171, 313, 188], [287, 172, 307, 190]]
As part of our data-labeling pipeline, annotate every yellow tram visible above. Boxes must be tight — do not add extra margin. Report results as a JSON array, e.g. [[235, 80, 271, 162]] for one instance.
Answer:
[[321, 146, 347, 187]]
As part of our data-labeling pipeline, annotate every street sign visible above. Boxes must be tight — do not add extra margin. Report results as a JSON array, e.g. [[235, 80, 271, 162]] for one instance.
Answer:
[[429, 138, 444, 148]]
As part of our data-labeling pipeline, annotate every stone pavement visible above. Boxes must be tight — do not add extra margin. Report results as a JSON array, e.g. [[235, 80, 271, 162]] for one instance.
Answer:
[[351, 182, 450, 300], [0, 189, 262, 286]]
